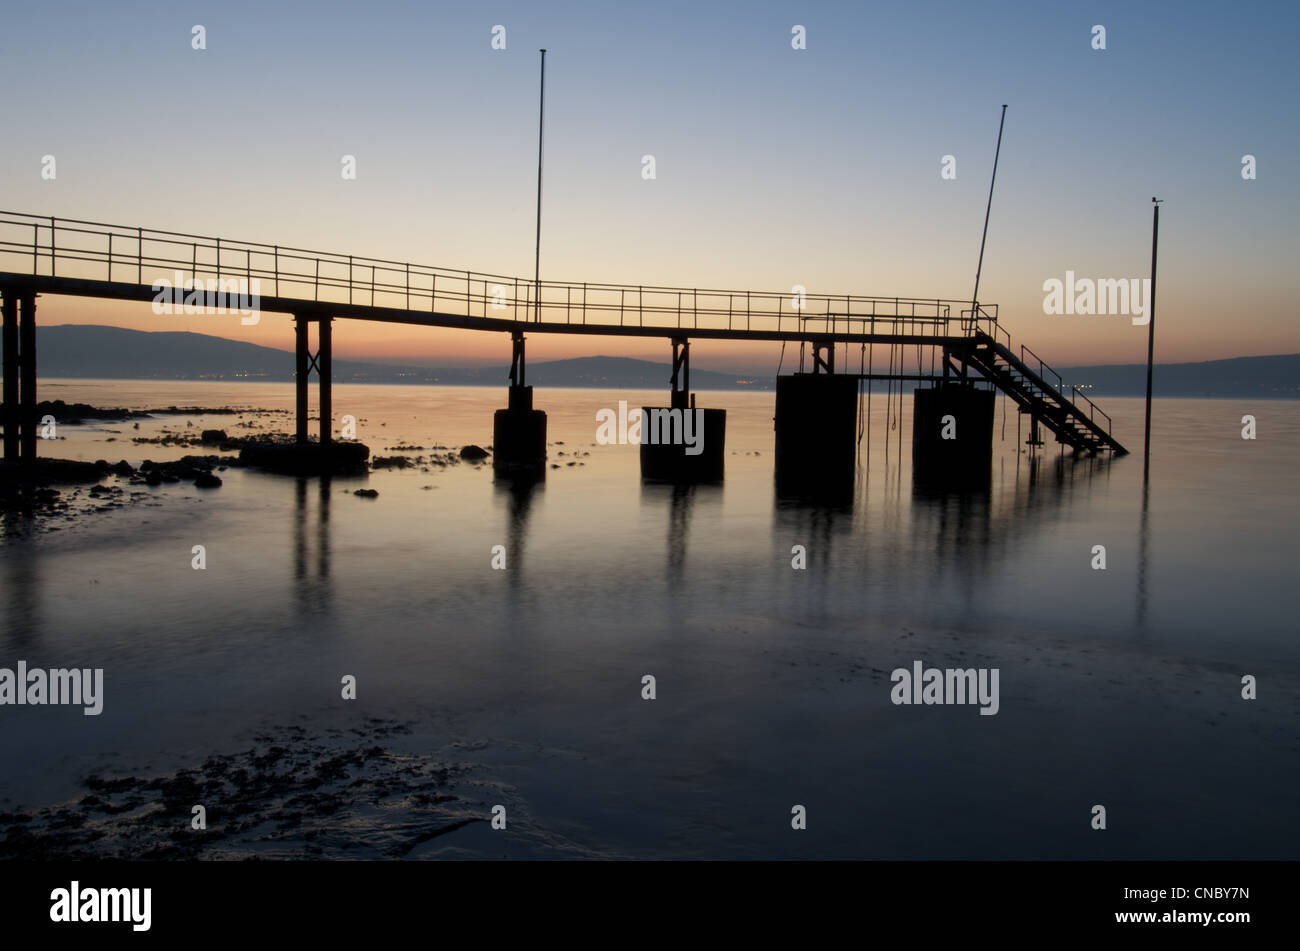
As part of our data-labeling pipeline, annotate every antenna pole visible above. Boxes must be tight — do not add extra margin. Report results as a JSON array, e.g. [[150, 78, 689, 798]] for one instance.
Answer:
[[1143, 199, 1162, 484], [971, 104, 1008, 330], [534, 49, 546, 324]]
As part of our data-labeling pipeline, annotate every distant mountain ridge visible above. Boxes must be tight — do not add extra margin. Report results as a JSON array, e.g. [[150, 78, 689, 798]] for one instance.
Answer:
[[1058, 354, 1300, 399], [24, 325, 1300, 398], [31, 325, 761, 389]]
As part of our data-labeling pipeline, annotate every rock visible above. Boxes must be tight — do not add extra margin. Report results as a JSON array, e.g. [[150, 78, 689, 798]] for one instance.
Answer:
[[240, 440, 370, 475], [111, 460, 134, 477], [19, 459, 104, 484], [34, 400, 148, 424], [144, 470, 163, 486], [459, 445, 489, 461], [200, 429, 228, 444], [353, 488, 379, 498], [194, 472, 222, 489]]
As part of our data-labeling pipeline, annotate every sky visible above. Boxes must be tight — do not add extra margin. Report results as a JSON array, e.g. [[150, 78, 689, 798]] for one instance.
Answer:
[[0, 0, 1296, 371]]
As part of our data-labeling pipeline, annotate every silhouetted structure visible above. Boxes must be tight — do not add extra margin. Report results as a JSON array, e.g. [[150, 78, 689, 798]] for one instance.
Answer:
[[0, 212, 1127, 492]]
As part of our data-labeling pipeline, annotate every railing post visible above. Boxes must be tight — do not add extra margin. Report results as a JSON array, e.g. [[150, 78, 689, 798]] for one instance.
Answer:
[[370, 263, 375, 307], [274, 245, 279, 298], [431, 272, 436, 312], [50, 216, 55, 277], [137, 227, 143, 284], [192, 243, 197, 286], [216, 237, 221, 284], [405, 263, 409, 310], [107, 232, 112, 281], [314, 257, 320, 302]]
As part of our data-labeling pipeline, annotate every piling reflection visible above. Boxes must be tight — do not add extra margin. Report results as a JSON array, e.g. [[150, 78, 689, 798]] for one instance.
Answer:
[[293, 476, 334, 619], [493, 471, 543, 601], [0, 540, 39, 651]]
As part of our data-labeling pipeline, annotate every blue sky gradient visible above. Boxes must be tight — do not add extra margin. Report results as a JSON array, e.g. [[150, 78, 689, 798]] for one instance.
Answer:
[[1, 0, 1295, 367]]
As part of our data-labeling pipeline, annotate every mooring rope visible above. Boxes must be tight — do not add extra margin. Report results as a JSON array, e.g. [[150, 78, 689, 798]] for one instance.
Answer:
[[857, 342, 867, 443]]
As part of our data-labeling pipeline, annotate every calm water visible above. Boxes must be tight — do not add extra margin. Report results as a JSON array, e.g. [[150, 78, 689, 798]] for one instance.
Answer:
[[1, 379, 1297, 859]]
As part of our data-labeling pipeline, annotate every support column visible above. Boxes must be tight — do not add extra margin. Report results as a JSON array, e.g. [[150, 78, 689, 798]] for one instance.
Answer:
[[774, 371, 857, 503], [911, 383, 995, 489], [812, 340, 834, 375], [670, 337, 689, 410], [295, 316, 309, 443], [2, 291, 17, 461], [19, 293, 36, 465], [319, 317, 332, 444], [641, 336, 725, 484], [1024, 410, 1044, 448], [493, 331, 547, 475], [242, 313, 366, 474]]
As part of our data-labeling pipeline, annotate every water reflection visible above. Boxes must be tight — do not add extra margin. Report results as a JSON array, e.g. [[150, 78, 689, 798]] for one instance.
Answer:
[[493, 472, 543, 599], [293, 476, 334, 620], [1136, 480, 1151, 627], [0, 539, 40, 651]]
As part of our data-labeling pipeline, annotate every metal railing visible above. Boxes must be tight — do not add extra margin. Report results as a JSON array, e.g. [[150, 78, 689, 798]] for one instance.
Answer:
[[1069, 385, 1112, 432], [1019, 343, 1062, 395], [0, 211, 991, 341], [1018, 342, 1113, 435], [965, 318, 1115, 441]]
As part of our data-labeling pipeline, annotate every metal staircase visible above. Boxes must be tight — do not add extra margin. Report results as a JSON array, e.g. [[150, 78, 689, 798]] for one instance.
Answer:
[[957, 326, 1128, 456]]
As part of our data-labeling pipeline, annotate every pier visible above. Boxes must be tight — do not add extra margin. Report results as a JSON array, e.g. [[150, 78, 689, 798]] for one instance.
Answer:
[[0, 212, 1126, 495]]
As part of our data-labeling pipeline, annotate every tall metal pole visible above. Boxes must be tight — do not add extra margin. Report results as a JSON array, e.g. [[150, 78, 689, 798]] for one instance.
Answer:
[[1143, 198, 1161, 483], [971, 104, 1008, 329], [534, 49, 546, 324]]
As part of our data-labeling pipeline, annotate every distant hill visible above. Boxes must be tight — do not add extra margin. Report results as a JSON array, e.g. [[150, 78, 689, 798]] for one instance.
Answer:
[[31, 325, 764, 390], [25, 325, 1300, 397], [1059, 354, 1300, 399]]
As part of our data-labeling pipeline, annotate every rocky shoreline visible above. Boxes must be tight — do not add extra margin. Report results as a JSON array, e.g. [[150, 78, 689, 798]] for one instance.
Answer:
[[0, 720, 490, 860], [0, 402, 505, 526]]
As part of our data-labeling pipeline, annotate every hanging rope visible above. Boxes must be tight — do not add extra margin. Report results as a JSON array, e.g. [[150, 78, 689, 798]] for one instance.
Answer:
[[897, 353, 905, 456], [867, 340, 873, 449], [884, 344, 892, 467], [889, 339, 898, 431], [857, 342, 867, 443]]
